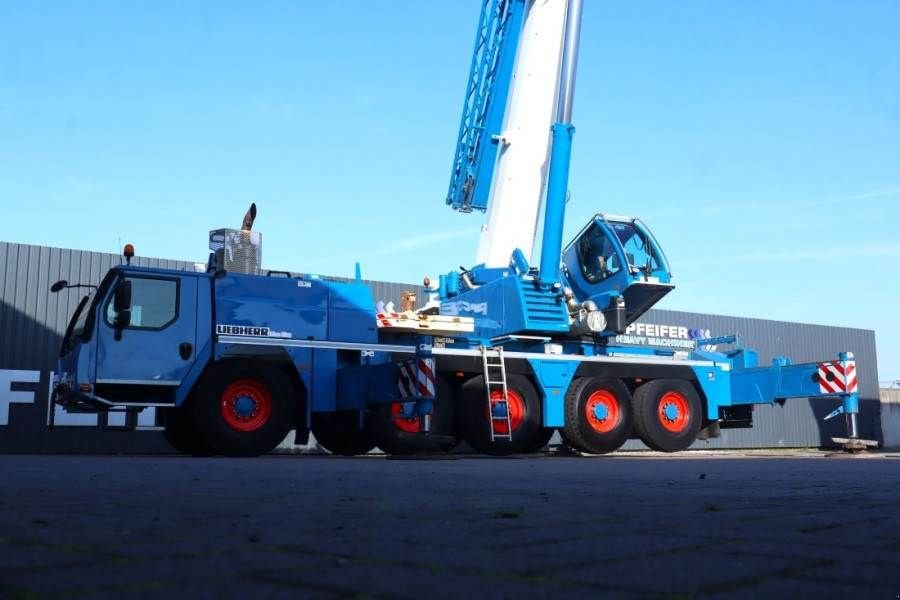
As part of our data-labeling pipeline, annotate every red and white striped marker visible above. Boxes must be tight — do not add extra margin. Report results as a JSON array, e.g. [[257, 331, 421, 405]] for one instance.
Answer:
[[816, 359, 858, 395], [376, 312, 404, 328], [397, 358, 436, 398]]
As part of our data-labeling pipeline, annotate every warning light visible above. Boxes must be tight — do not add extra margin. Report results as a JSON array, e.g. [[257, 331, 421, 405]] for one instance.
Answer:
[[123, 244, 135, 265]]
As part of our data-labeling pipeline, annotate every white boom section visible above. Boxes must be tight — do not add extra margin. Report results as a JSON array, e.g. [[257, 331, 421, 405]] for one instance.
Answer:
[[474, 0, 568, 268]]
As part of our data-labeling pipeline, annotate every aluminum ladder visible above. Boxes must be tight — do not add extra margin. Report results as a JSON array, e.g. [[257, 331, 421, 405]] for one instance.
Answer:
[[481, 345, 513, 441]]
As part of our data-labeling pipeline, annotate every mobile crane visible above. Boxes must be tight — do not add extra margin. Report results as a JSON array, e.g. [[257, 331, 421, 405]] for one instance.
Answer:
[[50, 0, 870, 456]]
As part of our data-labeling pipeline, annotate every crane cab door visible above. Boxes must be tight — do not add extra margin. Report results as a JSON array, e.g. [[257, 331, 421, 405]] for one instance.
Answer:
[[562, 216, 674, 329], [94, 273, 198, 404]]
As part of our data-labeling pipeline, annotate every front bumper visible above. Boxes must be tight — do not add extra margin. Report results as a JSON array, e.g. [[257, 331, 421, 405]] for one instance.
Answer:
[[51, 383, 108, 413]]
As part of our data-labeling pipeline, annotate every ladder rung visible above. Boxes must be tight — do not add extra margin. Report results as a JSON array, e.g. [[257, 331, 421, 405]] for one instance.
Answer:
[[486, 380, 506, 385]]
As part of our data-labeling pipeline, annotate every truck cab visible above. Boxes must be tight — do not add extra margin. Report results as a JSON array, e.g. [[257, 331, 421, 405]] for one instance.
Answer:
[[54, 265, 206, 412]]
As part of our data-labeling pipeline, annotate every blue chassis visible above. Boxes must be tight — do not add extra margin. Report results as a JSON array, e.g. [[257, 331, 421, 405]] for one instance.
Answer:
[[54, 269, 858, 436], [216, 329, 858, 430]]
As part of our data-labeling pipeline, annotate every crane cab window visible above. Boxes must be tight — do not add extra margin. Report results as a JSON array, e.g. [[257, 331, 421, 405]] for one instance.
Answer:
[[106, 277, 178, 329], [611, 222, 661, 273], [577, 224, 622, 283]]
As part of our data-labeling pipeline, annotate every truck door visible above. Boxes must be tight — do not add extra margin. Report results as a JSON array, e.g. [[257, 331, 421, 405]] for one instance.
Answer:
[[94, 273, 198, 403]]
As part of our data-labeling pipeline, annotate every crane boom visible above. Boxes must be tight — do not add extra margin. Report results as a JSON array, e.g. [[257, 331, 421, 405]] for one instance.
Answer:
[[477, 0, 570, 268], [446, 0, 527, 214], [448, 0, 573, 269]]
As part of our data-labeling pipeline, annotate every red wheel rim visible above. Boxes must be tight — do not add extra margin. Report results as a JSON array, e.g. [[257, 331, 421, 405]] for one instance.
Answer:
[[391, 402, 420, 434], [487, 389, 525, 434], [657, 391, 690, 433], [584, 390, 620, 434], [220, 379, 273, 432]]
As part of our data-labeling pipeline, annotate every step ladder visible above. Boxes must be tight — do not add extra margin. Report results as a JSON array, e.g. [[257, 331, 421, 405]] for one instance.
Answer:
[[481, 346, 513, 442]]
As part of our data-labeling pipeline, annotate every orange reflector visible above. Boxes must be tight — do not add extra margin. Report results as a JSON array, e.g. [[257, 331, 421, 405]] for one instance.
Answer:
[[79, 383, 91, 392], [455, 371, 465, 378]]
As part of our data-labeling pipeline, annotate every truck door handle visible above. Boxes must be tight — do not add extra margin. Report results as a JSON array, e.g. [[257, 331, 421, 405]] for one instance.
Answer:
[[179, 342, 193, 360]]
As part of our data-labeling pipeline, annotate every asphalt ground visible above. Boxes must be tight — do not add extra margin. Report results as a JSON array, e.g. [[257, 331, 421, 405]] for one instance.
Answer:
[[1, 451, 899, 599]]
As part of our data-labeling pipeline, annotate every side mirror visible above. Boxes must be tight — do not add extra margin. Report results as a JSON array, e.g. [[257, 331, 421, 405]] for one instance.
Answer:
[[113, 281, 133, 330], [115, 309, 132, 329], [114, 281, 132, 313], [50, 280, 68, 293]]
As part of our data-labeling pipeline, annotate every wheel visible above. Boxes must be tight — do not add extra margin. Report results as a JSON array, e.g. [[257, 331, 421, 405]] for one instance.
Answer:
[[561, 377, 633, 454], [161, 405, 211, 456], [189, 363, 294, 457], [459, 374, 543, 456], [372, 375, 458, 455], [632, 379, 703, 452], [312, 412, 377, 456]]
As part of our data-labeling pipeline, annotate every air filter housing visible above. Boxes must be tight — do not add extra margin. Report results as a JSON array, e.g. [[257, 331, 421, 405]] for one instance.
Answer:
[[209, 228, 262, 275]]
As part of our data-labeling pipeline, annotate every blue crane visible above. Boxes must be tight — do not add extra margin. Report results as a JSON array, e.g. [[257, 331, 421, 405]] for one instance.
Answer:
[[48, 0, 873, 458]]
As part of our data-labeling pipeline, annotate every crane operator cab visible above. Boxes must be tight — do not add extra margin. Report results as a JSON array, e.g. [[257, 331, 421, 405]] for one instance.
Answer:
[[562, 215, 674, 335]]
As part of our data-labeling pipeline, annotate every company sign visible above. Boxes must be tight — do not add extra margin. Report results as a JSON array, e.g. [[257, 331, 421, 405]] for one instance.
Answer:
[[1, 369, 157, 429], [614, 322, 713, 350]]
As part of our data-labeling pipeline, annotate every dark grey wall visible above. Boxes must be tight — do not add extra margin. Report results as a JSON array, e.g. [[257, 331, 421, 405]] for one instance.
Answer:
[[0, 241, 879, 453]]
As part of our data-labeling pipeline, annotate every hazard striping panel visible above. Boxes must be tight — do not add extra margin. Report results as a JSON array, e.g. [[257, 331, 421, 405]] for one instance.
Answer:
[[817, 360, 859, 395], [397, 358, 436, 398]]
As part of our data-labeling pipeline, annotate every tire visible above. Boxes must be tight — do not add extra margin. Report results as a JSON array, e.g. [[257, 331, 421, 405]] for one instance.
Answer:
[[189, 363, 295, 457], [632, 379, 703, 452], [561, 377, 633, 454], [161, 405, 211, 456], [372, 375, 458, 455], [459, 373, 543, 456], [311, 412, 377, 456]]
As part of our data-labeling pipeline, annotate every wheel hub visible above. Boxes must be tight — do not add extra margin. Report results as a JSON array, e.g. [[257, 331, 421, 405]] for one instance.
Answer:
[[391, 402, 420, 434], [584, 390, 620, 434], [657, 391, 690, 433], [220, 379, 273, 433], [488, 390, 525, 434], [592, 403, 609, 421], [233, 395, 256, 418], [662, 402, 679, 422]]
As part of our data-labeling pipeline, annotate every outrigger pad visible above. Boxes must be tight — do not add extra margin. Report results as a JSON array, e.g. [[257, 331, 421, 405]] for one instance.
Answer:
[[831, 437, 879, 452]]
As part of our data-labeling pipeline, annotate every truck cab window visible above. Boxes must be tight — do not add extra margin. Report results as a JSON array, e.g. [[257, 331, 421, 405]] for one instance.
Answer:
[[106, 277, 178, 329], [577, 224, 621, 283]]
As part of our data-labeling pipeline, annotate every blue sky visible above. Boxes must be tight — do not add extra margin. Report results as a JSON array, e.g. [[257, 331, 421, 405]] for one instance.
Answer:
[[1, 1, 898, 381]]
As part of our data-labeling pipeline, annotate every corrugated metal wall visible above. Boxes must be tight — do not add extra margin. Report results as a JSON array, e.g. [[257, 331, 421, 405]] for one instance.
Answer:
[[0, 240, 881, 453], [880, 389, 900, 449]]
